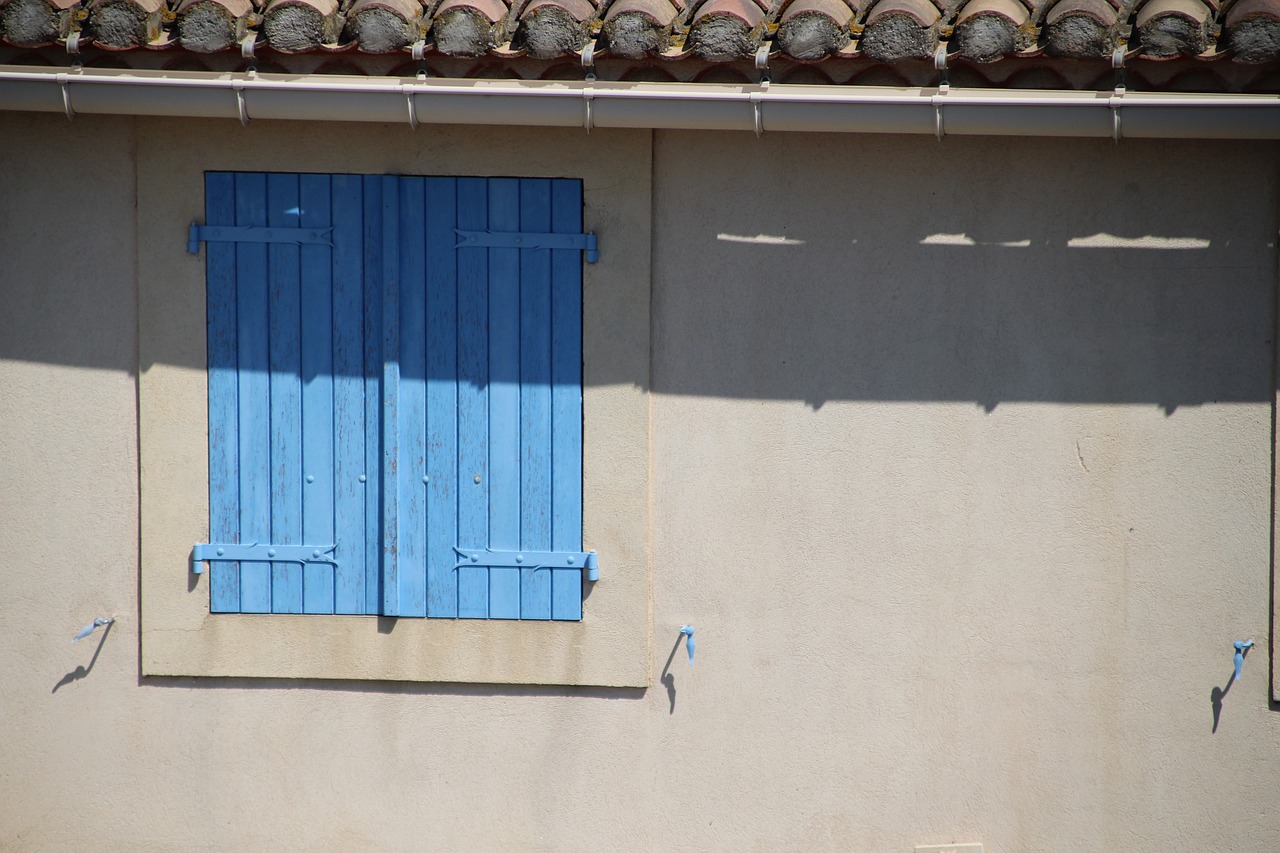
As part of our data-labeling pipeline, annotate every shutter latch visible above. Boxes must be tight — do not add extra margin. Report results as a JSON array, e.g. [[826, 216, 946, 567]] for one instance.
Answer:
[[452, 547, 599, 581], [190, 542, 338, 575]]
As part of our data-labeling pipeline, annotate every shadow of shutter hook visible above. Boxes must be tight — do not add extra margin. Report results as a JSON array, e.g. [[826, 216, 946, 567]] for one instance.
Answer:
[[680, 625, 695, 665], [1233, 640, 1254, 681]]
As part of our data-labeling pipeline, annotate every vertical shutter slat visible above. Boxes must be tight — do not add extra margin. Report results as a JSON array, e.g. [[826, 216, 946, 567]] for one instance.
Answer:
[[300, 174, 337, 614], [380, 175, 402, 617], [456, 177, 491, 618], [362, 176, 384, 616], [425, 177, 460, 618], [234, 173, 273, 614], [332, 175, 369, 614], [486, 178, 523, 620], [207, 172, 241, 613], [549, 179, 585, 621], [267, 173, 304, 614], [397, 177, 429, 617], [518, 178, 554, 620]]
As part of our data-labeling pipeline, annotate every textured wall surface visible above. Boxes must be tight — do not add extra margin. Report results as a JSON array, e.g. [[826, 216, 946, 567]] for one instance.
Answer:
[[2, 111, 1279, 851]]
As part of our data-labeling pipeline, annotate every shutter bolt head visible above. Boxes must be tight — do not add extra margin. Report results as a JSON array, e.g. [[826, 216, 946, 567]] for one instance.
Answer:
[[267, 549, 276, 558], [474, 475, 481, 484], [306, 474, 315, 483], [515, 554, 524, 563], [471, 553, 479, 562], [567, 556, 575, 565], [216, 547, 225, 557], [422, 475, 429, 484], [359, 474, 367, 483], [312, 550, 321, 559]]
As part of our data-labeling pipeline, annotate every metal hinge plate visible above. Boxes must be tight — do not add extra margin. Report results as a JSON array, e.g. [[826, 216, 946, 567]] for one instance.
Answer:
[[187, 222, 334, 254], [453, 547, 599, 581], [190, 542, 337, 575], [455, 229, 599, 263]]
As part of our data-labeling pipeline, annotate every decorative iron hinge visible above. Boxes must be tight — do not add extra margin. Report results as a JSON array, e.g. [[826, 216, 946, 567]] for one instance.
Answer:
[[187, 222, 334, 254], [190, 542, 338, 575], [454, 229, 599, 263], [452, 547, 599, 581]]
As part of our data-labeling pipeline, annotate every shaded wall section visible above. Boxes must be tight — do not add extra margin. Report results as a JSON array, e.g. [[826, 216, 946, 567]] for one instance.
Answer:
[[2, 113, 1280, 851]]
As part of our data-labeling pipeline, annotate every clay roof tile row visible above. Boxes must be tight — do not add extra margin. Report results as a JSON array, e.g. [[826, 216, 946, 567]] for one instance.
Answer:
[[3, 0, 1280, 69]]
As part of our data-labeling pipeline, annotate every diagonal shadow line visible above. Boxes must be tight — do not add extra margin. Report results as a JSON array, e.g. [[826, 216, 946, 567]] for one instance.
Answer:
[[53, 622, 113, 694], [659, 632, 684, 715]]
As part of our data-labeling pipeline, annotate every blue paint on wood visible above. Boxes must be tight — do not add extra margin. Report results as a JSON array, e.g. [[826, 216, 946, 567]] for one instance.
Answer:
[[300, 174, 337, 614], [234, 173, 273, 613], [456, 177, 491, 618], [363, 176, 384, 616], [267, 173, 305, 614], [487, 178, 523, 620], [425, 177, 460, 618], [550, 179, 584, 621], [206, 172, 241, 613], [331, 174, 368, 614], [519, 179, 554, 620], [205, 172, 584, 622], [379, 175, 403, 617], [397, 176, 428, 617]]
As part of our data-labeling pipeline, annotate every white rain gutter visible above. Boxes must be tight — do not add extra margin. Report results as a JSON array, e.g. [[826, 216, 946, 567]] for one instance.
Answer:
[[2, 65, 1279, 139]]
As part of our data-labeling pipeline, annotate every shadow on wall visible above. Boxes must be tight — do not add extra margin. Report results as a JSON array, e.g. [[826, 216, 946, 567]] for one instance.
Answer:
[[138, 673, 645, 700], [0, 137, 1274, 412]]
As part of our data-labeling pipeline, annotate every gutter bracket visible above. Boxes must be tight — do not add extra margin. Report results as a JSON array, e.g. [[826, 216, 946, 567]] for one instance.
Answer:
[[405, 83, 419, 129], [934, 43, 950, 141], [233, 80, 249, 126], [57, 72, 74, 121], [1111, 44, 1125, 143], [583, 86, 594, 134]]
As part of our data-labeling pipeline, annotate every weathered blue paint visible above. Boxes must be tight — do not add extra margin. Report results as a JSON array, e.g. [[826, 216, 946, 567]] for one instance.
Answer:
[[487, 178, 523, 620], [550, 179, 585, 619], [425, 177, 460, 618], [204, 173, 586, 621], [397, 177, 428, 617], [267, 173, 304, 614], [206, 172, 240, 612], [331, 175, 368, 614], [300, 174, 336, 614], [234, 173, 273, 614], [455, 177, 491, 619]]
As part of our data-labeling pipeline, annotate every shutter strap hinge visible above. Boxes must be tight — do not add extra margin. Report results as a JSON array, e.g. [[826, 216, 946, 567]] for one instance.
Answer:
[[190, 542, 338, 575], [452, 547, 599, 581], [454, 229, 599, 263], [187, 222, 335, 254]]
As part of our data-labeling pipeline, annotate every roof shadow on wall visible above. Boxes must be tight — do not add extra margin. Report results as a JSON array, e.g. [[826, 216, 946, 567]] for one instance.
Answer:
[[645, 133, 1277, 413]]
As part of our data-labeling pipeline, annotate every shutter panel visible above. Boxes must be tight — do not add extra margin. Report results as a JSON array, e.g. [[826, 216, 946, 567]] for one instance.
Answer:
[[204, 172, 376, 614], [386, 176, 587, 620], [203, 173, 585, 620]]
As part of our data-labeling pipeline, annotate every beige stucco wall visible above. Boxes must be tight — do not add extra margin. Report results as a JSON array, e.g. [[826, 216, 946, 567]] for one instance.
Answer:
[[2, 110, 1279, 851]]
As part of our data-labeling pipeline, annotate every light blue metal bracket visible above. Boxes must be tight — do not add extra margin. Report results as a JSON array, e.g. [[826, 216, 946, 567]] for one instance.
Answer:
[[454, 229, 599, 263], [187, 222, 334, 254], [680, 625, 695, 665], [452, 547, 599, 581], [190, 542, 338, 575], [1234, 639, 1254, 681]]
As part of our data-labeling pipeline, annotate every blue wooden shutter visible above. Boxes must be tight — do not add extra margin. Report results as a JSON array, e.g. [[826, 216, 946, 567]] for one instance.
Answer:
[[204, 172, 377, 614], [382, 176, 586, 621], [203, 173, 585, 621]]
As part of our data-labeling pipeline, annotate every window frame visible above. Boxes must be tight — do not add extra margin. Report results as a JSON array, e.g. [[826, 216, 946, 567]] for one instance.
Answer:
[[138, 119, 652, 686]]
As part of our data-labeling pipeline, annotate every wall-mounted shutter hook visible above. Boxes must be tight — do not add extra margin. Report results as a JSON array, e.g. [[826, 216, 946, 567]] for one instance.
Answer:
[[680, 625, 695, 665]]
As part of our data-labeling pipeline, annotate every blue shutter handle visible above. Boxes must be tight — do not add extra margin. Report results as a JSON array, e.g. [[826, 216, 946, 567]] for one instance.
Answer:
[[73, 615, 114, 644], [1234, 639, 1254, 681], [680, 625, 695, 665]]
